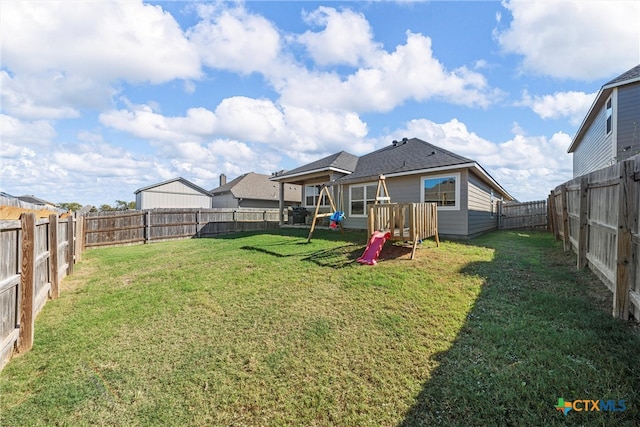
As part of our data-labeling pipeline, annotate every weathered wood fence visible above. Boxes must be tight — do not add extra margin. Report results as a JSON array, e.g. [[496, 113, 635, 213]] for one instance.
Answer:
[[549, 155, 639, 321], [498, 200, 548, 231], [0, 212, 81, 370], [84, 208, 284, 248]]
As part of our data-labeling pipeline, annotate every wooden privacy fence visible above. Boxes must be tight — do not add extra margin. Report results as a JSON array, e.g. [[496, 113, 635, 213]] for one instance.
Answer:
[[0, 212, 82, 370], [549, 155, 640, 321], [84, 208, 284, 248], [498, 200, 548, 230]]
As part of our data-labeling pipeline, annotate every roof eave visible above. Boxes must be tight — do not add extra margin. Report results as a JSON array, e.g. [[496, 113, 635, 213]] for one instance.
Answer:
[[359, 162, 514, 201], [567, 87, 609, 153], [269, 167, 353, 182]]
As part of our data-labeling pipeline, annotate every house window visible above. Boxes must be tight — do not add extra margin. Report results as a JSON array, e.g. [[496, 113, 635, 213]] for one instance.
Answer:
[[421, 173, 460, 210], [305, 185, 328, 207], [350, 183, 377, 216], [606, 97, 612, 134]]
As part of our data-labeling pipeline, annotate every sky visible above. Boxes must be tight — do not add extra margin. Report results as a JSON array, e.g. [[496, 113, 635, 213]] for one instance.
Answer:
[[1, 0, 639, 207]]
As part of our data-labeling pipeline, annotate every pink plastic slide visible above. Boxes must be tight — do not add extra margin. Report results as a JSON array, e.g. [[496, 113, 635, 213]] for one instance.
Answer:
[[357, 230, 391, 265]]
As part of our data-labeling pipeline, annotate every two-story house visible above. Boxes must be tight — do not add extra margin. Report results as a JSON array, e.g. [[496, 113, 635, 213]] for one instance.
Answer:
[[568, 64, 640, 177]]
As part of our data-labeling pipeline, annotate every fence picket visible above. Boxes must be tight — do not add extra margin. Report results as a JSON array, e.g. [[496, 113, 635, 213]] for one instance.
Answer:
[[551, 155, 640, 320]]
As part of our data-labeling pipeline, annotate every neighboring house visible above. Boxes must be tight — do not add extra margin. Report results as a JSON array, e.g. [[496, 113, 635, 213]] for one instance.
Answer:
[[210, 172, 301, 209], [568, 64, 640, 177], [134, 177, 212, 210], [270, 137, 514, 239], [16, 195, 58, 209]]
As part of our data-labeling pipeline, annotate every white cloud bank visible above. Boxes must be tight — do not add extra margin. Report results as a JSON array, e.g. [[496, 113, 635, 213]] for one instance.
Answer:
[[1, 1, 622, 205], [496, 0, 640, 81]]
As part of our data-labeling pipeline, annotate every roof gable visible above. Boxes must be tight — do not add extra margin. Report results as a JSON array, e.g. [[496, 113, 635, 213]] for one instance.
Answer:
[[271, 151, 358, 180], [17, 195, 56, 205], [134, 177, 210, 196], [211, 172, 300, 202], [603, 64, 640, 88], [569, 64, 640, 153]]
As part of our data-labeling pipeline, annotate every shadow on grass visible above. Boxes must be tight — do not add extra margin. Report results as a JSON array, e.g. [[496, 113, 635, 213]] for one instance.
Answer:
[[240, 243, 364, 269], [208, 227, 366, 244], [400, 231, 640, 427]]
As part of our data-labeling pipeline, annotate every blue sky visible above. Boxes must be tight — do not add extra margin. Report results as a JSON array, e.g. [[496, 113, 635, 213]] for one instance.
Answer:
[[1, 0, 639, 207]]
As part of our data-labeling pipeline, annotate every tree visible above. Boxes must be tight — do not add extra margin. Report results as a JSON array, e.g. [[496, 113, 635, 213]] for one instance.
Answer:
[[115, 200, 135, 211], [58, 202, 83, 211]]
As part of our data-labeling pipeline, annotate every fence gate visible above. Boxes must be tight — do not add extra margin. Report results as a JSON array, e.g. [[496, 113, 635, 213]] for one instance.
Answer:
[[498, 200, 548, 231]]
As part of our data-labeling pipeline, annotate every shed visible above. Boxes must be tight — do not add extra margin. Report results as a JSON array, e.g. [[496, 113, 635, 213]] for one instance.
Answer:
[[134, 177, 212, 210]]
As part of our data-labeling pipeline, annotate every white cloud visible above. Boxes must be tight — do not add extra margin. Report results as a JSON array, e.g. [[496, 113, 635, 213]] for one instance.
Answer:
[[99, 104, 216, 143], [298, 7, 380, 67], [0, 1, 200, 120], [98, 97, 373, 159], [0, 114, 56, 146], [52, 144, 150, 178], [395, 118, 573, 201], [214, 97, 287, 142], [1, 1, 200, 83], [518, 90, 597, 125], [189, 4, 281, 75], [496, 0, 640, 80], [0, 71, 84, 120], [281, 29, 501, 112]]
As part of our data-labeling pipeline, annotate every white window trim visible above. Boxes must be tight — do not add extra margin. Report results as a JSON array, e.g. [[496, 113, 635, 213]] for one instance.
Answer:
[[304, 184, 328, 208], [349, 181, 377, 217], [420, 172, 461, 211], [605, 95, 613, 136]]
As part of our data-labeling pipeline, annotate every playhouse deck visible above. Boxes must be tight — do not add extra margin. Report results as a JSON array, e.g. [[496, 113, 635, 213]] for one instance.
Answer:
[[367, 203, 439, 259]]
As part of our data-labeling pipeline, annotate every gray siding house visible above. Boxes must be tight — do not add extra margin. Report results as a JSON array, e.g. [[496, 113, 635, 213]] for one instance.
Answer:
[[134, 177, 212, 210], [568, 64, 640, 176], [210, 172, 301, 209], [271, 138, 514, 239]]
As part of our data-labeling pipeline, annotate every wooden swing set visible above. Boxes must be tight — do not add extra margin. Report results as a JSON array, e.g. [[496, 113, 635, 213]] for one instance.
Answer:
[[306, 175, 439, 259], [306, 184, 344, 242]]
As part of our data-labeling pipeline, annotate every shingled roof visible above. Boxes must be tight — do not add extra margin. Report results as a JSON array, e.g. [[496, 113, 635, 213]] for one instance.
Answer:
[[271, 151, 359, 180], [335, 138, 474, 184], [211, 172, 300, 202], [603, 64, 640, 87]]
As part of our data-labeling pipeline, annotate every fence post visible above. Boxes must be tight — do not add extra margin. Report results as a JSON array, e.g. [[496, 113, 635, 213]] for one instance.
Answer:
[[196, 209, 201, 238], [17, 213, 36, 354], [67, 214, 74, 275], [546, 193, 554, 234], [75, 213, 84, 263], [560, 185, 570, 251], [233, 210, 238, 233], [613, 160, 635, 319], [577, 176, 589, 269], [551, 190, 560, 240], [49, 214, 59, 299], [145, 211, 151, 244]]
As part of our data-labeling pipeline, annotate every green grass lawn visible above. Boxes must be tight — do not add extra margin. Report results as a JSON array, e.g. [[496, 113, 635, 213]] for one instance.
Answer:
[[1, 229, 638, 426]]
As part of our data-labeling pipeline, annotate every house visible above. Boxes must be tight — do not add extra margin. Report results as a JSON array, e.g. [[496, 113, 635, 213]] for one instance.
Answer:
[[270, 138, 514, 239], [568, 64, 640, 177], [134, 177, 212, 210], [16, 195, 57, 209], [210, 172, 301, 209]]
